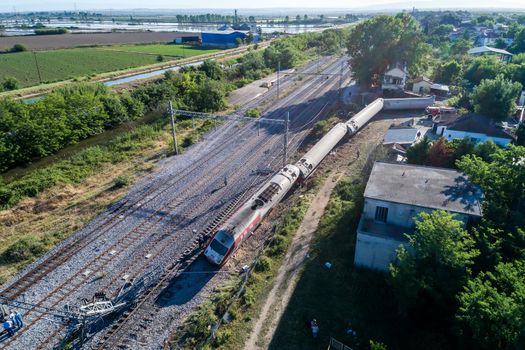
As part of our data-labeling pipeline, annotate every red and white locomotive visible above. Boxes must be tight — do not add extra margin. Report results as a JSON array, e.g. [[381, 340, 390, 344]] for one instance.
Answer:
[[204, 165, 300, 265]]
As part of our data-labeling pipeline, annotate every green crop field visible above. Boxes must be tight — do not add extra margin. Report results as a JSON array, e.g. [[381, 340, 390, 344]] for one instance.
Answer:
[[0, 44, 222, 89], [105, 44, 221, 57], [0, 48, 159, 88]]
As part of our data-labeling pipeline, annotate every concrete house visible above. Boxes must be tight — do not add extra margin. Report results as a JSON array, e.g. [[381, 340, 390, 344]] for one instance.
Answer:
[[354, 162, 483, 271], [443, 113, 514, 146], [412, 76, 433, 94], [382, 65, 409, 91]]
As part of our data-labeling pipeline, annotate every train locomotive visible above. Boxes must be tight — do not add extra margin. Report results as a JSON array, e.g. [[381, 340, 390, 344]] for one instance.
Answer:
[[204, 97, 434, 265], [204, 165, 300, 265]]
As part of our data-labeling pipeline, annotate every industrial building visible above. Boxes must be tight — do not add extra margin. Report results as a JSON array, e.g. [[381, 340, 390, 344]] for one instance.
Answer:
[[201, 30, 249, 49], [354, 162, 483, 271]]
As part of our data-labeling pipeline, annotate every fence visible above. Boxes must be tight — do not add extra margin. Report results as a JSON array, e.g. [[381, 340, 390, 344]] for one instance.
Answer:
[[328, 337, 354, 350]]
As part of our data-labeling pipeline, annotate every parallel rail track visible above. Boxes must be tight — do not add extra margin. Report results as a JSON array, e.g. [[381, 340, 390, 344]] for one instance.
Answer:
[[0, 56, 349, 350]]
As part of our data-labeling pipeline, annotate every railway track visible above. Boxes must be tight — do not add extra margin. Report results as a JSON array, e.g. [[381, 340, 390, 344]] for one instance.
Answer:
[[0, 54, 326, 301], [87, 57, 351, 350], [0, 56, 349, 350]]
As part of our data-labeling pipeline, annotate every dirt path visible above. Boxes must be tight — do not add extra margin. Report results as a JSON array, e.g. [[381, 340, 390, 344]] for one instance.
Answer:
[[244, 170, 343, 350]]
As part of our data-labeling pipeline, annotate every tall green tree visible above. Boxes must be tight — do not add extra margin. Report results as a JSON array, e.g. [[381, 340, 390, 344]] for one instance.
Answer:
[[346, 14, 430, 86], [434, 60, 462, 84], [406, 136, 431, 165], [470, 75, 522, 120], [457, 261, 525, 350], [510, 28, 525, 54], [390, 210, 479, 315], [458, 146, 525, 261]]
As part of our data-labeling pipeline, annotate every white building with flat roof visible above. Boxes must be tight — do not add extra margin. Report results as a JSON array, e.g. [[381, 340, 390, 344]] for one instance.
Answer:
[[354, 162, 483, 271]]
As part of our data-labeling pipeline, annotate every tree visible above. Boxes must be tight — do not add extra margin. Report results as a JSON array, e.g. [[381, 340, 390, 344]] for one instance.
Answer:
[[516, 124, 525, 146], [346, 14, 429, 86], [200, 60, 223, 80], [463, 56, 502, 86], [434, 60, 462, 84], [510, 28, 525, 54], [427, 138, 454, 168], [406, 136, 431, 165], [235, 37, 243, 47], [470, 75, 522, 120], [457, 146, 525, 259], [457, 261, 525, 349], [450, 38, 473, 57], [2, 77, 20, 91], [390, 210, 478, 315], [494, 37, 508, 49]]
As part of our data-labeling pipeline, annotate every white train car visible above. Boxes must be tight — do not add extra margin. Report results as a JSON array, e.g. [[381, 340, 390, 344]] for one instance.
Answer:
[[383, 96, 435, 110], [205, 97, 434, 266]]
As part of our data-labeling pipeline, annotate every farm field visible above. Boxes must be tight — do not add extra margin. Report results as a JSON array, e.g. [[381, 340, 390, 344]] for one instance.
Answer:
[[0, 48, 158, 87], [106, 43, 221, 57], [0, 31, 197, 50]]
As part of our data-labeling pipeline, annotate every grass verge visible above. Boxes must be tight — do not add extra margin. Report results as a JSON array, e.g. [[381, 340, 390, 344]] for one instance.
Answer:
[[268, 146, 447, 350], [0, 117, 216, 284]]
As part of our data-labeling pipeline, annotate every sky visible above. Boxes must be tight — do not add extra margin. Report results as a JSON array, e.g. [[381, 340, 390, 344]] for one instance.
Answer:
[[2, 0, 525, 12]]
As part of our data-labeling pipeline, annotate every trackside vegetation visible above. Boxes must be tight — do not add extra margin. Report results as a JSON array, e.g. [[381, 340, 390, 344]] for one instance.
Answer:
[[0, 118, 216, 283]]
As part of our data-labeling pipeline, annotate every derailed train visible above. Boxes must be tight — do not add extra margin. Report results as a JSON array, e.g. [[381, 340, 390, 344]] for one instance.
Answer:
[[204, 96, 434, 265]]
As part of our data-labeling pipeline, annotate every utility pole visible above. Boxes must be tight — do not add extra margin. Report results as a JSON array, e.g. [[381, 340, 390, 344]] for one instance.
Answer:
[[277, 61, 281, 99], [168, 101, 178, 154], [283, 111, 289, 167], [33, 52, 43, 84], [339, 60, 344, 100]]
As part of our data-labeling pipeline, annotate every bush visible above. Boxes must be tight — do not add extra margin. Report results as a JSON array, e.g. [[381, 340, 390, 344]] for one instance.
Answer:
[[213, 328, 232, 346], [1, 236, 47, 264], [113, 175, 130, 189], [241, 288, 256, 307], [182, 134, 197, 148], [2, 76, 20, 90], [268, 235, 287, 256], [156, 55, 164, 62], [255, 256, 272, 272], [34, 28, 67, 35], [10, 44, 27, 52], [245, 108, 261, 118]]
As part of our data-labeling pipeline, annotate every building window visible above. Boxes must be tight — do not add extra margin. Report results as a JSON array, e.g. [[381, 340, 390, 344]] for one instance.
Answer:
[[375, 206, 388, 223]]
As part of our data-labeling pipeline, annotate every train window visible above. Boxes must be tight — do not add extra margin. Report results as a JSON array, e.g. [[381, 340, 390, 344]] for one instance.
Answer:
[[210, 239, 229, 256]]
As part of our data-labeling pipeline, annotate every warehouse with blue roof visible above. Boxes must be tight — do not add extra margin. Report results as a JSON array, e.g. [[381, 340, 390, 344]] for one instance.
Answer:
[[201, 30, 249, 49]]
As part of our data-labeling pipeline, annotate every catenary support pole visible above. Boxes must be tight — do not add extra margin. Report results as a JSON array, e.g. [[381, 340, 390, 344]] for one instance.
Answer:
[[339, 60, 344, 100], [283, 111, 289, 167], [168, 101, 178, 155], [277, 61, 281, 99]]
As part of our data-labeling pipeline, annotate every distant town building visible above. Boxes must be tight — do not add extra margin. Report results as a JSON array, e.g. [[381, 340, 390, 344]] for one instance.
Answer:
[[381, 64, 409, 91], [442, 113, 514, 146], [519, 91, 525, 107], [467, 46, 513, 63], [412, 77, 449, 96], [412, 76, 432, 94], [354, 162, 483, 271], [201, 30, 249, 48]]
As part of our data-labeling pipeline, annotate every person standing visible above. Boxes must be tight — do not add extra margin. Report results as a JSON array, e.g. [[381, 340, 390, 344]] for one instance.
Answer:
[[311, 319, 319, 338], [3, 318, 14, 337], [14, 311, 23, 328]]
